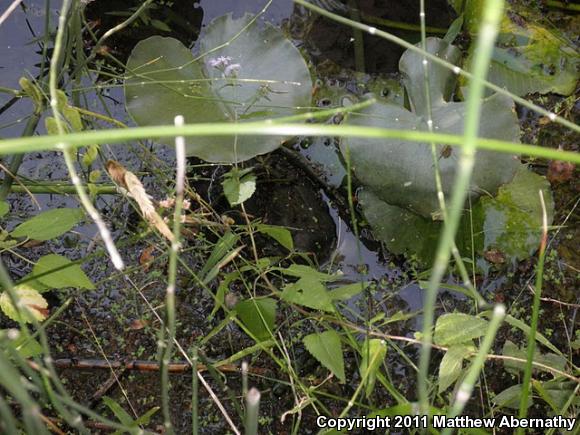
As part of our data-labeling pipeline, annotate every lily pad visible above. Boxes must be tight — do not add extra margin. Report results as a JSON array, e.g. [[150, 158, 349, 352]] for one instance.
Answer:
[[125, 13, 312, 163], [343, 38, 521, 219], [361, 165, 553, 266], [459, 1, 579, 96], [474, 165, 554, 262]]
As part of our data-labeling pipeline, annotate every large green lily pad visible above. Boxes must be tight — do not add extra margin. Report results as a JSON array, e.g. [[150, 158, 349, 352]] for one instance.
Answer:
[[343, 38, 521, 219], [125, 13, 312, 162], [362, 165, 554, 266]]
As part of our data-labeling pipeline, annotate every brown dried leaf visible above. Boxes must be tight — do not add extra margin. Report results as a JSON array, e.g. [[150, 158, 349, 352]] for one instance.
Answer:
[[107, 160, 174, 242], [105, 160, 127, 187]]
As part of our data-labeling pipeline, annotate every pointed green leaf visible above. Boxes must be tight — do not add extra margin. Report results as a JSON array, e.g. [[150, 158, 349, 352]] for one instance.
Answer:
[[10, 208, 83, 241], [434, 313, 489, 346], [359, 339, 387, 398], [438, 344, 473, 393], [235, 298, 277, 341], [256, 224, 294, 251], [32, 254, 95, 290], [329, 282, 368, 301], [0, 201, 9, 218], [281, 277, 334, 312], [303, 330, 345, 383]]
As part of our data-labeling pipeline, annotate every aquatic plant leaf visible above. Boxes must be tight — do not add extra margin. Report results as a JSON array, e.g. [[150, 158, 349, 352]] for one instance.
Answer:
[[344, 38, 520, 219], [303, 330, 345, 383], [235, 297, 277, 342], [462, 2, 579, 96], [434, 313, 489, 346], [10, 208, 83, 241], [125, 14, 312, 162], [0, 285, 48, 323], [359, 190, 442, 264], [475, 166, 554, 261], [438, 344, 473, 393], [361, 164, 553, 266], [32, 254, 95, 290], [359, 339, 387, 398]]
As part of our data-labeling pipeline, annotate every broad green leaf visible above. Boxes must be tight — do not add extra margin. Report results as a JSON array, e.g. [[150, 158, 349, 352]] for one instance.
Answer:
[[222, 169, 256, 206], [235, 298, 277, 341], [329, 281, 368, 301], [256, 224, 294, 251], [359, 338, 387, 398], [0, 285, 48, 323], [125, 14, 312, 162], [32, 254, 95, 290], [281, 277, 335, 312], [361, 165, 552, 266], [10, 208, 83, 241], [475, 165, 554, 261], [501, 340, 567, 376], [345, 38, 520, 220], [303, 330, 345, 382], [0, 201, 9, 218], [462, 2, 579, 96], [433, 313, 489, 346], [438, 344, 473, 393]]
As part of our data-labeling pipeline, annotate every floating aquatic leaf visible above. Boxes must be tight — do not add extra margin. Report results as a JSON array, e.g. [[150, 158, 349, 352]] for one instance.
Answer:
[[303, 330, 345, 383], [475, 166, 554, 263], [344, 38, 520, 219], [362, 164, 553, 266], [125, 14, 312, 162], [10, 208, 84, 241], [459, 1, 579, 96]]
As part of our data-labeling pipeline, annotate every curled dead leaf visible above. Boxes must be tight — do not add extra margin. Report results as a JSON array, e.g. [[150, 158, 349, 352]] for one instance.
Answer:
[[106, 160, 174, 242]]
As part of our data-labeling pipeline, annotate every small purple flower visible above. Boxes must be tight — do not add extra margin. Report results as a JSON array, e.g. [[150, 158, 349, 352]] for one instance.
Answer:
[[208, 56, 232, 69], [224, 63, 241, 77]]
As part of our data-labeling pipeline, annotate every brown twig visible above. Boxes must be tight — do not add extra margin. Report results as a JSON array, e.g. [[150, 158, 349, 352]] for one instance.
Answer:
[[50, 358, 268, 375]]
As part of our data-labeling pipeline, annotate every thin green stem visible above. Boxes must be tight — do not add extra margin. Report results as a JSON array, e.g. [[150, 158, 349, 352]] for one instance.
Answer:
[[517, 191, 549, 429], [1, 122, 578, 163], [417, 0, 504, 414]]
